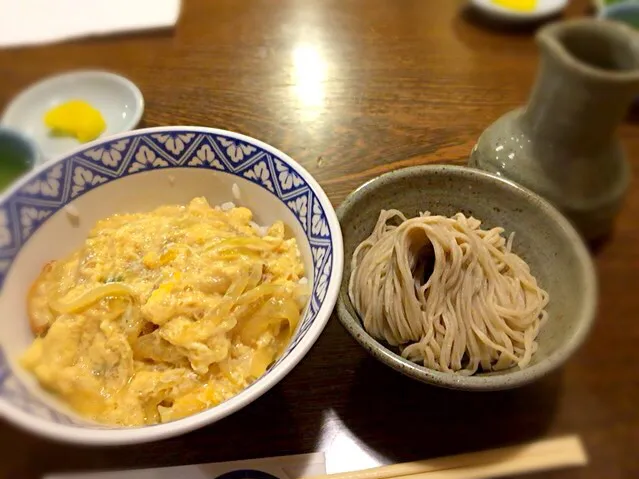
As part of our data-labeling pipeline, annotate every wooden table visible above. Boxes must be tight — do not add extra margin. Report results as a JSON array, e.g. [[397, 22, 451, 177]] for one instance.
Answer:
[[1, 0, 637, 477]]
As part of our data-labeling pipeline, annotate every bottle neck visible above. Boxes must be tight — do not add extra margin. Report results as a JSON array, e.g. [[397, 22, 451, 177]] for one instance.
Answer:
[[523, 19, 639, 152], [521, 55, 635, 152]]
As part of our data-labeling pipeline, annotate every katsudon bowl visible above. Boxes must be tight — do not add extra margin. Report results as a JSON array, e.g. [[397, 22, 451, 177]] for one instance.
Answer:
[[0, 126, 343, 445]]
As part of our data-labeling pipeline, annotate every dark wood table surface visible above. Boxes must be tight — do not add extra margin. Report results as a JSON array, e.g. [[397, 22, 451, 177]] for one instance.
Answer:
[[1, 0, 638, 477]]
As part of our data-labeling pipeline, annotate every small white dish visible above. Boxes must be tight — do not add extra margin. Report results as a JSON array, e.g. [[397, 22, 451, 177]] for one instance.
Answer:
[[0, 71, 144, 162], [470, 0, 568, 22]]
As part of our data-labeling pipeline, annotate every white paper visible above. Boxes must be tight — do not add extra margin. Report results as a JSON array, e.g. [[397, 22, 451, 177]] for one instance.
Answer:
[[44, 452, 326, 479], [0, 0, 181, 49]]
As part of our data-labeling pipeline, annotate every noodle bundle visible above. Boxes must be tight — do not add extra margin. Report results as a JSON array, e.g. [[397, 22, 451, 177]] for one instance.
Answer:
[[348, 209, 549, 375]]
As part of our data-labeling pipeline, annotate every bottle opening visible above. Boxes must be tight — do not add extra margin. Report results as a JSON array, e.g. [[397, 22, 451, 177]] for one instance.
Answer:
[[557, 26, 639, 72]]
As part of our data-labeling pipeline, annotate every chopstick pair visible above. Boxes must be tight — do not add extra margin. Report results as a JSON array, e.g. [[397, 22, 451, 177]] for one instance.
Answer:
[[304, 435, 587, 479]]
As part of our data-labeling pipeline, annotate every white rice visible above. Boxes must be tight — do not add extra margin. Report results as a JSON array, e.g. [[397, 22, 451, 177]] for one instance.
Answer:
[[220, 201, 236, 212], [232, 183, 241, 201], [64, 204, 80, 226], [249, 221, 268, 237]]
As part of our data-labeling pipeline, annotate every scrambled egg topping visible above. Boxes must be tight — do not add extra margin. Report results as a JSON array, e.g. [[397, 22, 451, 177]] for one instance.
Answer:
[[22, 198, 306, 426]]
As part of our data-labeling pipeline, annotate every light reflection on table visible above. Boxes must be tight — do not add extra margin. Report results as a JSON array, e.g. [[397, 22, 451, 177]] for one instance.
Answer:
[[291, 43, 327, 122], [319, 408, 386, 474]]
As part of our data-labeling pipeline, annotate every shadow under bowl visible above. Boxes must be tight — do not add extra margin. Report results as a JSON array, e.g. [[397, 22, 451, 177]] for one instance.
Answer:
[[336, 165, 597, 391]]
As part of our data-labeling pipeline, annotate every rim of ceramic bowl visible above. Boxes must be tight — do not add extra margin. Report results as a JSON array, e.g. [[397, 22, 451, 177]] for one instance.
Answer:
[[0, 126, 343, 444], [335, 164, 597, 391], [0, 70, 145, 153]]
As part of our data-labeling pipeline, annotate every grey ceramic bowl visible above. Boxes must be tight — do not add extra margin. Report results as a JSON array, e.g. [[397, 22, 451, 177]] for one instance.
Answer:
[[336, 165, 597, 391]]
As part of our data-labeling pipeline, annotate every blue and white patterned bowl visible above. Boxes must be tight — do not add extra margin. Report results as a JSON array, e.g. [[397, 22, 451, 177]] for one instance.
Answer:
[[0, 126, 343, 445]]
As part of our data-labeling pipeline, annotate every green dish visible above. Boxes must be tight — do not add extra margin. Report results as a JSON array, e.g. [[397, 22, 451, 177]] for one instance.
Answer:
[[0, 128, 38, 191], [600, 3, 639, 29]]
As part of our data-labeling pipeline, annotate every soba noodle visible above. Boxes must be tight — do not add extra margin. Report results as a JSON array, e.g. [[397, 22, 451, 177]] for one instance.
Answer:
[[348, 209, 549, 375]]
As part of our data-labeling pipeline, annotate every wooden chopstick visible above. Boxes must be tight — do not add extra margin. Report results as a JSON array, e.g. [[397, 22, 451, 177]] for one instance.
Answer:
[[305, 436, 587, 479]]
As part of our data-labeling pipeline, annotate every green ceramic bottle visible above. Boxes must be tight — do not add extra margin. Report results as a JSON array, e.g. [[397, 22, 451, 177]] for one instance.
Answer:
[[469, 19, 639, 240]]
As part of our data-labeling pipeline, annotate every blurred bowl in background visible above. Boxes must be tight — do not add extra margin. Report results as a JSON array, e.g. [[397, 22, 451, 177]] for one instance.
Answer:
[[469, 0, 568, 23], [0, 126, 41, 191], [598, 1, 639, 28]]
